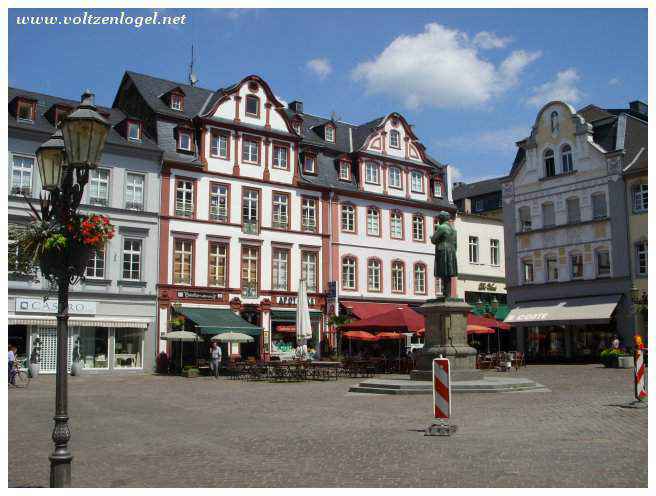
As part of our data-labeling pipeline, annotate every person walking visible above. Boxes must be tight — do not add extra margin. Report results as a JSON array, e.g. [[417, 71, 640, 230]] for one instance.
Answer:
[[8, 345, 16, 385], [209, 342, 222, 379]]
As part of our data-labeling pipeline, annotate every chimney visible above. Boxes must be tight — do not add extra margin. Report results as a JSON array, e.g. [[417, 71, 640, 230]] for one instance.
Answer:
[[629, 100, 648, 117], [289, 100, 303, 114]]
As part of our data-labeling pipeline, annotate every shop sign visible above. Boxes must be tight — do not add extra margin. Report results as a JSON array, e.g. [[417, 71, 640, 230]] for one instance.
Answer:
[[275, 295, 317, 306], [15, 298, 96, 315], [176, 290, 223, 301], [506, 312, 548, 322], [478, 282, 497, 291]]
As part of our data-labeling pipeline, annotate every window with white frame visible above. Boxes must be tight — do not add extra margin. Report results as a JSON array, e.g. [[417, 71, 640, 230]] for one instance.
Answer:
[[566, 197, 580, 224], [592, 192, 607, 219], [342, 257, 356, 290], [127, 122, 141, 141], [209, 183, 228, 222], [122, 238, 142, 281], [544, 149, 555, 177], [242, 189, 259, 232], [367, 259, 381, 292], [490, 239, 500, 266], [633, 183, 648, 213], [542, 202, 555, 228], [125, 173, 144, 211], [241, 246, 259, 294], [570, 253, 583, 279], [636, 241, 647, 276], [303, 155, 316, 174], [245, 95, 259, 117], [170, 93, 183, 111], [242, 137, 259, 163], [365, 162, 380, 184], [366, 207, 380, 236], [273, 144, 288, 169], [17, 100, 35, 122], [208, 242, 227, 287], [341, 204, 355, 232], [389, 130, 401, 149], [301, 197, 317, 232], [389, 167, 402, 189], [10, 155, 33, 195], [433, 180, 443, 198], [325, 125, 335, 143], [561, 144, 573, 173], [390, 211, 403, 239], [89, 168, 110, 207], [391, 261, 405, 293], [469, 236, 479, 263], [272, 248, 289, 291], [302, 252, 318, 292], [411, 171, 424, 193], [412, 214, 424, 241], [173, 239, 193, 285], [339, 161, 351, 181], [175, 179, 194, 217], [522, 259, 534, 283], [86, 246, 105, 279], [272, 193, 289, 229], [597, 250, 611, 277], [414, 263, 426, 294], [178, 130, 192, 151], [211, 132, 228, 158], [546, 255, 558, 281]]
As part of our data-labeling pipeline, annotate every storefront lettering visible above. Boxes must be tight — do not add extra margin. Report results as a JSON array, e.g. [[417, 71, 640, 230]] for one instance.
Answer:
[[275, 295, 317, 306], [507, 312, 548, 322], [176, 290, 223, 301], [15, 298, 96, 315]]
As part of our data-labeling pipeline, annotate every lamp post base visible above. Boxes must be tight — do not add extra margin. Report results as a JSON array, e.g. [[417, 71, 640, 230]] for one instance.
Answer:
[[49, 453, 73, 488]]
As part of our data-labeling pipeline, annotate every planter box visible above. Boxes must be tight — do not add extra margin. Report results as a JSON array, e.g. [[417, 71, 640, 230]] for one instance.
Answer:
[[617, 355, 634, 369]]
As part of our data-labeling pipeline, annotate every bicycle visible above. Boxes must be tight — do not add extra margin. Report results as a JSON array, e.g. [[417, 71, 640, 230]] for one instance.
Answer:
[[9, 361, 30, 388]]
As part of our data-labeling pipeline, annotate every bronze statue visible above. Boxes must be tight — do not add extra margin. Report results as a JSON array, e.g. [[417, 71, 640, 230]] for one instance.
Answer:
[[431, 211, 458, 298]]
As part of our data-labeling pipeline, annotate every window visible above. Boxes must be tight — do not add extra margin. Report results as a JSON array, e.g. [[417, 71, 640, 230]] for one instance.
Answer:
[[122, 239, 142, 281], [89, 169, 110, 207], [208, 242, 227, 287], [272, 193, 289, 229], [272, 144, 289, 169], [173, 239, 193, 284], [390, 211, 403, 239], [241, 246, 259, 296], [293, 120, 302, 135], [469, 236, 479, 263], [633, 183, 648, 213], [412, 214, 425, 241], [125, 173, 144, 211], [522, 259, 534, 283], [209, 183, 229, 222], [178, 130, 192, 151], [546, 256, 558, 281], [389, 130, 401, 149], [339, 161, 351, 181], [78, 327, 109, 369], [210, 132, 229, 159], [411, 171, 424, 193], [114, 329, 142, 369], [592, 192, 607, 219], [490, 239, 500, 266], [127, 121, 141, 141], [391, 261, 405, 293], [433, 180, 443, 198], [245, 95, 260, 117], [86, 247, 105, 279], [367, 259, 382, 292], [325, 125, 335, 143], [561, 144, 573, 173], [175, 179, 194, 218], [242, 137, 259, 164], [636, 242, 647, 276], [518, 206, 532, 232], [597, 250, 611, 277], [242, 189, 259, 233], [272, 248, 289, 291], [542, 202, 555, 228], [303, 155, 316, 174], [544, 149, 555, 177], [301, 197, 318, 232], [566, 197, 580, 224], [10, 155, 33, 195], [170, 93, 183, 111], [342, 256, 357, 290], [414, 263, 426, 294], [474, 199, 484, 213], [570, 253, 583, 279], [365, 162, 380, 184], [341, 204, 356, 233], [302, 252, 318, 292], [366, 207, 380, 236], [17, 100, 35, 122], [389, 167, 402, 189]]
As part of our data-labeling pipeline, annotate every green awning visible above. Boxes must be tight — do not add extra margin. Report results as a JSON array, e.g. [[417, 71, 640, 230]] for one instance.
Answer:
[[178, 307, 262, 336], [494, 305, 510, 321], [270, 310, 323, 322]]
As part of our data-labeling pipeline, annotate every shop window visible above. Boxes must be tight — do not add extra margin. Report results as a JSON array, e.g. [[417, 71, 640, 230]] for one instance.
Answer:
[[114, 328, 143, 368], [78, 327, 109, 369]]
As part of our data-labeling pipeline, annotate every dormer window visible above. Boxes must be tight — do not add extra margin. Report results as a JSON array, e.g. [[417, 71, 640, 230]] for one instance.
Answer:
[[292, 120, 302, 135], [17, 99, 36, 123], [433, 178, 443, 198], [389, 130, 401, 149], [325, 124, 335, 143], [303, 154, 316, 175], [127, 121, 141, 141], [339, 161, 351, 181], [177, 129, 193, 152], [170, 93, 184, 111], [245, 95, 260, 117], [53, 106, 71, 128]]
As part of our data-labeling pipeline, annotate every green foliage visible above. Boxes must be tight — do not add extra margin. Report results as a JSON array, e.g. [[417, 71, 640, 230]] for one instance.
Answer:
[[600, 348, 625, 367], [327, 313, 353, 328]]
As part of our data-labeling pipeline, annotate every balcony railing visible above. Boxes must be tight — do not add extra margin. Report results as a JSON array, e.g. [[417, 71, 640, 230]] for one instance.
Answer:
[[242, 221, 258, 235], [209, 206, 227, 222], [241, 282, 257, 299], [175, 201, 193, 218], [125, 201, 144, 211]]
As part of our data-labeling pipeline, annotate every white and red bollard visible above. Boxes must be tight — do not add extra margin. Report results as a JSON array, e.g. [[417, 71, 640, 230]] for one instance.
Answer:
[[426, 357, 457, 436], [634, 336, 647, 401]]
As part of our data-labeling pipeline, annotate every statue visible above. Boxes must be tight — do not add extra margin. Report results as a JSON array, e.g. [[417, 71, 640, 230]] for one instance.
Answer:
[[431, 211, 458, 298]]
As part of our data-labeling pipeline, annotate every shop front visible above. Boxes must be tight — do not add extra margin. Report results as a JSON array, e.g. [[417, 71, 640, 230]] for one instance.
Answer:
[[270, 309, 323, 359]]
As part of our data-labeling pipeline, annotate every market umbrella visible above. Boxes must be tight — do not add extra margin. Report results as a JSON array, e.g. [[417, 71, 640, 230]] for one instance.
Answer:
[[376, 332, 403, 340], [296, 278, 313, 358], [466, 325, 495, 335], [342, 330, 378, 356], [162, 331, 202, 371], [342, 306, 424, 333], [211, 332, 254, 343]]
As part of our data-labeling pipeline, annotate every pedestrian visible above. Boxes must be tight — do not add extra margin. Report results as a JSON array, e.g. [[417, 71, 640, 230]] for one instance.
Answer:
[[8, 344, 16, 385], [209, 341, 222, 379], [612, 335, 620, 350]]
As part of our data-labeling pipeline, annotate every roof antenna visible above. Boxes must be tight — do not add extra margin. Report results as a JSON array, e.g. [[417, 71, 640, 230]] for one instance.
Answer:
[[188, 45, 198, 87]]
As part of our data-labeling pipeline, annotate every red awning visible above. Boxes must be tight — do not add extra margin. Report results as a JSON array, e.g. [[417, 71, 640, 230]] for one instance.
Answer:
[[466, 325, 495, 335], [468, 313, 511, 330], [376, 332, 403, 340], [342, 331, 378, 341], [341, 301, 409, 320], [341, 306, 424, 333]]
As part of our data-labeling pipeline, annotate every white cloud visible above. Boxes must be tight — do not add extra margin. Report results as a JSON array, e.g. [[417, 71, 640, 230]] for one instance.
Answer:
[[608, 77, 622, 86], [526, 68, 583, 107], [435, 125, 527, 155], [473, 31, 513, 50], [351, 23, 541, 109], [306, 58, 333, 80]]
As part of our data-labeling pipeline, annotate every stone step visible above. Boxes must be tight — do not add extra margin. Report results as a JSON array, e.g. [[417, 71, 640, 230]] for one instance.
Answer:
[[348, 377, 546, 395]]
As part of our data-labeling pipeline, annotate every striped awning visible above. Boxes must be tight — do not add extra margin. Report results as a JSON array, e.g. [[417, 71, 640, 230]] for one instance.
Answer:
[[8, 315, 150, 329]]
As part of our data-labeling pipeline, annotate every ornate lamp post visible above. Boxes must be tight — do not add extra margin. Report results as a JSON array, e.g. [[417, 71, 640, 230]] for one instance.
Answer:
[[35, 90, 109, 488]]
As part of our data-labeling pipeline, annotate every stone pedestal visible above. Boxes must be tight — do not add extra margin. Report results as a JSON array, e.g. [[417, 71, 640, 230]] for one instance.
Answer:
[[410, 298, 482, 381]]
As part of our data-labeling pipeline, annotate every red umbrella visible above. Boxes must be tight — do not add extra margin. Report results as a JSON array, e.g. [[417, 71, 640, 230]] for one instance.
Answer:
[[342, 331, 378, 341], [342, 306, 424, 333], [376, 332, 403, 340], [468, 313, 510, 330], [466, 325, 495, 335]]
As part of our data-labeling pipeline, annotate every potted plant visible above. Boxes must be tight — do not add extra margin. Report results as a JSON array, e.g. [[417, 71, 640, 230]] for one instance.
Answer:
[[600, 348, 624, 368], [70, 336, 83, 376], [28, 336, 42, 378]]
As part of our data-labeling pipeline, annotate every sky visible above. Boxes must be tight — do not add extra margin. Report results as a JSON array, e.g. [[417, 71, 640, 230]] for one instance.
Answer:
[[8, 8, 648, 183]]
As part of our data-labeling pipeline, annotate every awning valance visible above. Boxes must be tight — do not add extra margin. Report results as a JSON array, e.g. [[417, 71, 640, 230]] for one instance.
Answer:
[[504, 294, 622, 326], [270, 310, 323, 322], [8, 315, 150, 328], [178, 307, 262, 336]]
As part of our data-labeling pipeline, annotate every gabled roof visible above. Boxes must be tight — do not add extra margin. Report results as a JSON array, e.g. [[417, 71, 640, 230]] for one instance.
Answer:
[[452, 177, 505, 201]]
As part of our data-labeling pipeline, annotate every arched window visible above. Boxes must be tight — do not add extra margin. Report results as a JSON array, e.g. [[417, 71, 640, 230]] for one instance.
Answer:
[[413, 263, 427, 294], [566, 197, 580, 224], [341, 204, 356, 232], [367, 258, 382, 292], [389, 130, 401, 149], [412, 213, 425, 241], [544, 149, 556, 177], [366, 207, 380, 236], [391, 260, 405, 293], [390, 210, 404, 239], [561, 144, 573, 173], [341, 256, 357, 290]]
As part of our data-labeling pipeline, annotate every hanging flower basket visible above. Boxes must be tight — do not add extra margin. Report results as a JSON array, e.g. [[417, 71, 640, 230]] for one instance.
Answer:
[[39, 240, 93, 279]]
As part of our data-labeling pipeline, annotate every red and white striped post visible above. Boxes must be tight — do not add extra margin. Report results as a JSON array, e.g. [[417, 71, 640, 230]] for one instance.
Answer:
[[634, 336, 647, 401], [432, 357, 451, 419]]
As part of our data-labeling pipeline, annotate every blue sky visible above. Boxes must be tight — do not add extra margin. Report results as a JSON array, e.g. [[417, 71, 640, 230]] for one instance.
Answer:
[[9, 8, 648, 182]]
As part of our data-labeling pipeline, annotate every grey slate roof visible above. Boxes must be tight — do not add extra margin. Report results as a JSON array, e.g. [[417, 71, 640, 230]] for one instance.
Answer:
[[452, 177, 504, 201], [8, 87, 161, 154]]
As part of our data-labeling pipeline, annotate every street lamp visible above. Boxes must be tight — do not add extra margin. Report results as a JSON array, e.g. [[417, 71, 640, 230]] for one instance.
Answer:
[[36, 90, 109, 488], [631, 285, 640, 305]]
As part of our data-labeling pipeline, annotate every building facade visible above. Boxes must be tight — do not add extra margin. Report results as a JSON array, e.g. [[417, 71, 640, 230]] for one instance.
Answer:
[[8, 87, 162, 373], [502, 100, 647, 361]]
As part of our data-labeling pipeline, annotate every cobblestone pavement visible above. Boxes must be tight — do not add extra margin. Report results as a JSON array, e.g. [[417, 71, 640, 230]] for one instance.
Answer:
[[8, 365, 647, 487]]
